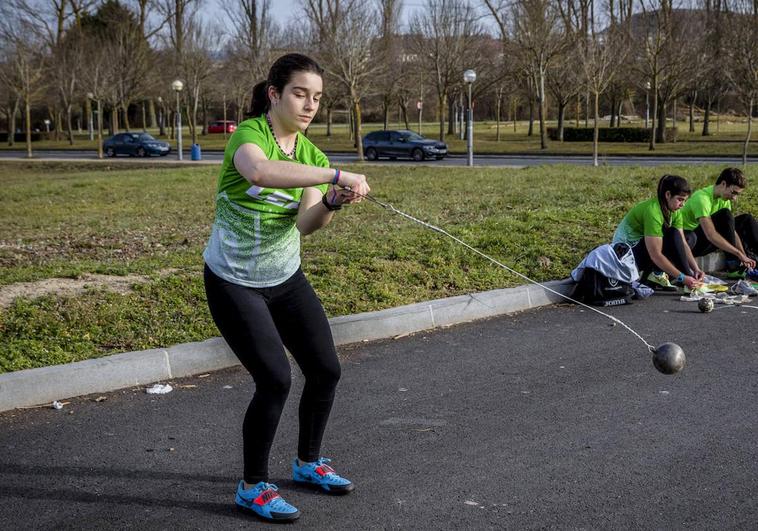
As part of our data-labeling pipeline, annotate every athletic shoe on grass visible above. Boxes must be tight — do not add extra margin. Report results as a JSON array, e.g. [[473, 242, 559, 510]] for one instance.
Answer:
[[292, 457, 354, 494], [729, 280, 758, 297], [235, 481, 300, 522]]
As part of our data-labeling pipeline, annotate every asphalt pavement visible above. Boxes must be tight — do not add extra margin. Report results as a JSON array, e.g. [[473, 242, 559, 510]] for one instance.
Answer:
[[0, 149, 754, 167], [2, 292, 757, 529]]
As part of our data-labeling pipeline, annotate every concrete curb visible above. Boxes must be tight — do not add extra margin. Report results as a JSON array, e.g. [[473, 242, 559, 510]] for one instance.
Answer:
[[0, 280, 573, 412]]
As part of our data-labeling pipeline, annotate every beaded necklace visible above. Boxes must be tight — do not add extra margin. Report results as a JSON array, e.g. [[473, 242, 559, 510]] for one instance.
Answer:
[[266, 112, 297, 159]]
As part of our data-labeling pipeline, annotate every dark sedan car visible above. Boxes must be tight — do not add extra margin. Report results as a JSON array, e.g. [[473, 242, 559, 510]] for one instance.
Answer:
[[103, 133, 171, 157], [362, 130, 447, 161]]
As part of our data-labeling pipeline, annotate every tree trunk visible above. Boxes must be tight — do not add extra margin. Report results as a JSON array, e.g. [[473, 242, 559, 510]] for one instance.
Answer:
[[496, 94, 501, 142], [158, 101, 166, 137], [649, 81, 657, 151], [353, 98, 364, 161], [610, 96, 616, 127], [326, 106, 332, 137], [142, 101, 147, 131], [656, 99, 667, 144], [513, 98, 517, 132], [702, 97, 711, 136], [9, 98, 19, 147], [399, 101, 409, 130], [66, 104, 74, 145], [96, 99, 103, 159], [447, 94, 456, 136], [689, 90, 696, 133], [25, 99, 32, 158], [538, 68, 547, 150], [149, 99, 157, 129], [593, 91, 600, 167], [383, 99, 389, 130], [110, 106, 118, 135], [438, 93, 445, 141], [575, 93, 580, 127], [527, 93, 534, 136], [123, 104, 131, 131], [557, 102, 566, 142], [743, 97, 753, 167]]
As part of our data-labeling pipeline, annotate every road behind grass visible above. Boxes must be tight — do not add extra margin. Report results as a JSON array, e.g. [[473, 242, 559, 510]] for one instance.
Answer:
[[2, 293, 757, 529]]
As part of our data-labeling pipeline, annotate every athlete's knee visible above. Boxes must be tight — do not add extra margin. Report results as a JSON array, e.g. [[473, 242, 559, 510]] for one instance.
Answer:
[[259, 371, 292, 398], [307, 359, 341, 390]]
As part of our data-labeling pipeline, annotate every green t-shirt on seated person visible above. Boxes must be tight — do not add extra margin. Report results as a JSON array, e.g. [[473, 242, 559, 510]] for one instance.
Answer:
[[612, 197, 683, 247], [680, 185, 732, 231], [203, 114, 330, 288]]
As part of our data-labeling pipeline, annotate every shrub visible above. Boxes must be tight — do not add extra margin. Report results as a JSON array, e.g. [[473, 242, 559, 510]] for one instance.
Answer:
[[547, 127, 678, 142]]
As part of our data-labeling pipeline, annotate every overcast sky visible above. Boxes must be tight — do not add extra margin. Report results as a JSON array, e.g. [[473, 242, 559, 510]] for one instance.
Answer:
[[207, 0, 439, 33]]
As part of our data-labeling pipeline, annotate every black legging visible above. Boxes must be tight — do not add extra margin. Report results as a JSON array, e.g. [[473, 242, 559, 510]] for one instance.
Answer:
[[204, 265, 340, 484], [685, 209, 758, 261], [632, 225, 693, 279]]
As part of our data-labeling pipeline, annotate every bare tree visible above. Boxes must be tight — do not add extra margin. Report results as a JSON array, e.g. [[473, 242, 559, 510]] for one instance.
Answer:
[[183, 20, 216, 144], [579, 16, 629, 166], [724, 0, 758, 165], [0, 5, 47, 158], [410, 0, 483, 142], [513, 0, 568, 149], [304, 0, 381, 160]]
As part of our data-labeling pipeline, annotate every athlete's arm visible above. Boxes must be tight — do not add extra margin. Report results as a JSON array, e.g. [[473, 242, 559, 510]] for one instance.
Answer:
[[698, 216, 753, 267], [645, 236, 700, 288], [233, 143, 369, 196]]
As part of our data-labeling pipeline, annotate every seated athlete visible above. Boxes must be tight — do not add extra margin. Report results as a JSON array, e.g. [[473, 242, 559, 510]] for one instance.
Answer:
[[680, 167, 757, 277], [612, 174, 704, 290]]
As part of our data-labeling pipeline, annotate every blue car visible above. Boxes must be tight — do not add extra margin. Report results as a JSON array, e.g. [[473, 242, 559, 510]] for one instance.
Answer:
[[362, 130, 447, 161], [103, 133, 171, 157]]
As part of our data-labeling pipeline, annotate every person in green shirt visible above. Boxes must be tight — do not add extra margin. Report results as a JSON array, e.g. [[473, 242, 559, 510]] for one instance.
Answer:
[[612, 174, 703, 289], [203, 54, 369, 522], [681, 167, 757, 273]]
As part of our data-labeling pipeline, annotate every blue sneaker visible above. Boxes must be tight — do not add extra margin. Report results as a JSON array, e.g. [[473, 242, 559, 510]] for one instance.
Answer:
[[292, 457, 354, 494], [235, 481, 300, 521], [747, 268, 758, 282]]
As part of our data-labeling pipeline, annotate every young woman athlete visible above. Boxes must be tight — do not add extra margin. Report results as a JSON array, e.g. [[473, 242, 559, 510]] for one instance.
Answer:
[[612, 174, 704, 290], [203, 53, 370, 522]]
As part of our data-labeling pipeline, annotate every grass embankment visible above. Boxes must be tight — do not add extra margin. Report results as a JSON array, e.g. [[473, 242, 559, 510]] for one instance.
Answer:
[[2, 120, 756, 156], [1, 161, 756, 372]]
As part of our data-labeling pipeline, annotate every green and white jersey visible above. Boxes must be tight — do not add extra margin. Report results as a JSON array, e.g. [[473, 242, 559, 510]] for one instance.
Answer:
[[203, 115, 330, 287], [680, 185, 732, 231], [612, 197, 684, 247]]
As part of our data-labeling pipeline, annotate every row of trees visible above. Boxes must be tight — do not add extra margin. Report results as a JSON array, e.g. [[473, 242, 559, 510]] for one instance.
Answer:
[[0, 0, 756, 164]]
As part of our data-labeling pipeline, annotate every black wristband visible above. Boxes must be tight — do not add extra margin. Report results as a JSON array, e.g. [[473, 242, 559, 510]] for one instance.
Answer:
[[322, 193, 342, 211]]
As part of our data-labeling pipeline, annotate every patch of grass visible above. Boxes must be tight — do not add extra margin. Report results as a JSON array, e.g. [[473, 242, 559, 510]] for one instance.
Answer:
[[1, 161, 756, 372]]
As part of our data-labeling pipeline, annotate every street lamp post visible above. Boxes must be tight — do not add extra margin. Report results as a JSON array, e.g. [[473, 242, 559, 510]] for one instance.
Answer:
[[645, 81, 651, 129], [172, 80, 184, 160], [86, 92, 94, 141], [463, 69, 476, 167]]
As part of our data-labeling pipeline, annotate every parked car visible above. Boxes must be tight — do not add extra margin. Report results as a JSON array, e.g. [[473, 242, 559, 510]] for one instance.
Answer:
[[103, 133, 170, 157], [207, 120, 237, 134], [362, 130, 448, 161]]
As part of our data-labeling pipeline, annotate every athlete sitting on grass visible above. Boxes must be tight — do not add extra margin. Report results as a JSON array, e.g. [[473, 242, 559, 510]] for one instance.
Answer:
[[612, 174, 704, 291], [681, 167, 758, 281]]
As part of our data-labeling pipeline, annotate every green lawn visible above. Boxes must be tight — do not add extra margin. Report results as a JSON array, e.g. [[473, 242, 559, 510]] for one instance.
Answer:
[[1, 161, 756, 373], [3, 118, 756, 157]]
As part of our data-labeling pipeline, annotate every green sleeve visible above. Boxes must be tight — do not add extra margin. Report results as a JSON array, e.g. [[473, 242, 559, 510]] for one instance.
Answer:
[[687, 193, 711, 221], [670, 209, 684, 230]]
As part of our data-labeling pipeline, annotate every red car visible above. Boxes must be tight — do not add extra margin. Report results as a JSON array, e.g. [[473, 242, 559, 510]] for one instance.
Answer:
[[207, 120, 237, 134]]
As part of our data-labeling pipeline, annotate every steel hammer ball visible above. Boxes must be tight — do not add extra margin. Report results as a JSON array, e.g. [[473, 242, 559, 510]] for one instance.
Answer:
[[652, 343, 686, 374]]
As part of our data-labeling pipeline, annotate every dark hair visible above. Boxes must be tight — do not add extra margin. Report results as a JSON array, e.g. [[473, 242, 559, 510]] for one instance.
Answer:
[[657, 174, 691, 227], [247, 53, 324, 118], [715, 167, 746, 188]]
